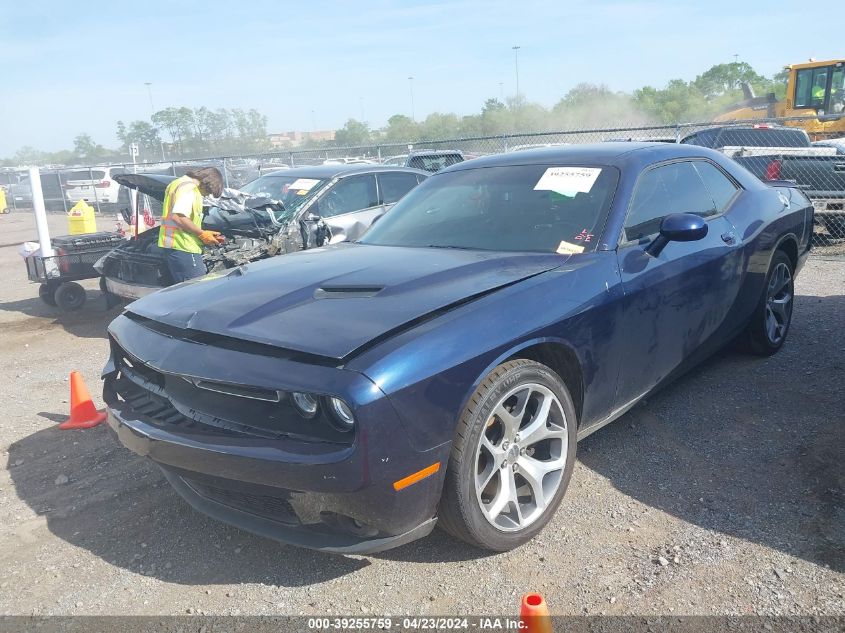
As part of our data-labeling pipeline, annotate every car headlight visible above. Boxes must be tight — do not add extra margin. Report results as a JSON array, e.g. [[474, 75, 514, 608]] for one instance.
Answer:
[[291, 392, 318, 418], [327, 397, 355, 432]]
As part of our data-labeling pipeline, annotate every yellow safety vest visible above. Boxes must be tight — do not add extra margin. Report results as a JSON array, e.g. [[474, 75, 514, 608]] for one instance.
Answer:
[[158, 176, 203, 253]]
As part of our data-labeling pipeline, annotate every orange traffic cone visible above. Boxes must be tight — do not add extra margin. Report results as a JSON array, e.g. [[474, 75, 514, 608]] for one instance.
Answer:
[[59, 371, 107, 430], [520, 593, 552, 633]]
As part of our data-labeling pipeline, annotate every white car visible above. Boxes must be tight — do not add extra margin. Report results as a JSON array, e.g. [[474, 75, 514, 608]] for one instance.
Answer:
[[65, 167, 126, 206]]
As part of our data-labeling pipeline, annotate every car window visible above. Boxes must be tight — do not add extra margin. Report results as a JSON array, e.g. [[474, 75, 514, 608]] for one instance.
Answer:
[[318, 174, 378, 217], [716, 128, 806, 148], [692, 161, 739, 212], [361, 164, 619, 253], [681, 129, 717, 148], [239, 174, 329, 222], [378, 171, 421, 204], [407, 154, 463, 172], [625, 161, 717, 242], [66, 170, 106, 181]]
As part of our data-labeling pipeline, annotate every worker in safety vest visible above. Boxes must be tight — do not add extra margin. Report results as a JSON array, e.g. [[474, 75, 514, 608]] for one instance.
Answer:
[[158, 167, 225, 283]]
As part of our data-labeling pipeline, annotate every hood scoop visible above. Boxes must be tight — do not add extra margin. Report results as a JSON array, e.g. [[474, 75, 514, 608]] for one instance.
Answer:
[[313, 286, 384, 299]]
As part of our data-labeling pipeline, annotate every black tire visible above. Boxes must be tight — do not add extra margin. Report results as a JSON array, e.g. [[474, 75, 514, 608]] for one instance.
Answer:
[[54, 282, 87, 311], [38, 283, 57, 306], [743, 250, 794, 356], [438, 359, 578, 551]]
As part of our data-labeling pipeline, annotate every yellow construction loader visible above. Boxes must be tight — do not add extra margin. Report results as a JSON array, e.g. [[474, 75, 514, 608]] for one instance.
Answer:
[[715, 59, 845, 139]]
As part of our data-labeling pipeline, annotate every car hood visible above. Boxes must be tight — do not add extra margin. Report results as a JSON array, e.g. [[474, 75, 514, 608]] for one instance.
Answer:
[[125, 243, 565, 360], [113, 173, 173, 201]]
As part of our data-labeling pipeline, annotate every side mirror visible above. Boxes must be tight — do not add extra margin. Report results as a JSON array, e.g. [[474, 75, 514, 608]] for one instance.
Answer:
[[645, 213, 708, 257]]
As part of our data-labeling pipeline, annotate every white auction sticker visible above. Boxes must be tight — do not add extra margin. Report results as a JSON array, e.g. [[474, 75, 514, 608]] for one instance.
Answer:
[[288, 178, 320, 191], [534, 167, 602, 196], [556, 240, 585, 255]]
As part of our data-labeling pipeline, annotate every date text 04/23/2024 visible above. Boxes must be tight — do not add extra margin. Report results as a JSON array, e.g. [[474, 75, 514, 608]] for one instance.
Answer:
[[306, 617, 527, 630]]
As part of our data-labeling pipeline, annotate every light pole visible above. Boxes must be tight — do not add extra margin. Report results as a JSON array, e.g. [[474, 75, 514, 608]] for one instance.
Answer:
[[144, 82, 155, 114], [408, 76, 415, 122], [144, 82, 166, 161], [512, 46, 521, 104]]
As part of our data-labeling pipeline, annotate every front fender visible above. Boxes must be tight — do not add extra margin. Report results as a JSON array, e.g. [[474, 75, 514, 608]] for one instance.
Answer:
[[348, 254, 624, 451]]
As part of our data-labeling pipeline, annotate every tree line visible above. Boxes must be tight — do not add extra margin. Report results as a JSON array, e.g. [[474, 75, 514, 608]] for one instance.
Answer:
[[1, 62, 786, 166], [3, 107, 270, 167], [328, 62, 786, 147]]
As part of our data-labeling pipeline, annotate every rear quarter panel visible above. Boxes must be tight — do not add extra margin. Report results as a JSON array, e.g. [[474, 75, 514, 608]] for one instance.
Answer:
[[723, 184, 812, 328]]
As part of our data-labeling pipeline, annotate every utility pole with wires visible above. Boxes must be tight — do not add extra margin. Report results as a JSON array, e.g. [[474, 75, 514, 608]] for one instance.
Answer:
[[408, 76, 416, 122], [144, 82, 166, 161]]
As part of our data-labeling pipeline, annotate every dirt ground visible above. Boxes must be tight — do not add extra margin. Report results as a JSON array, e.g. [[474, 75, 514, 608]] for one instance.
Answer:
[[0, 210, 842, 617]]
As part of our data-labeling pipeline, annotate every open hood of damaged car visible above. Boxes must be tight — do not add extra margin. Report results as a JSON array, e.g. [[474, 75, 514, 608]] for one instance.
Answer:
[[113, 173, 174, 201], [113, 173, 279, 211], [124, 243, 565, 360], [114, 173, 286, 237]]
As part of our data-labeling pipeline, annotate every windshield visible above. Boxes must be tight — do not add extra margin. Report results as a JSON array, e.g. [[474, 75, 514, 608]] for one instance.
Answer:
[[239, 174, 330, 222], [361, 164, 619, 253], [66, 170, 106, 181], [719, 128, 807, 148], [407, 154, 464, 172]]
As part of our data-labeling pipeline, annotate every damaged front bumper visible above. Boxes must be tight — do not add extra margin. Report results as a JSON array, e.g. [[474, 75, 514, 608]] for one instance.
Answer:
[[102, 314, 447, 554]]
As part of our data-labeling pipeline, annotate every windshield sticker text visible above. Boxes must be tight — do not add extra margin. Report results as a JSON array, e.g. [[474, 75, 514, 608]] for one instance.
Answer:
[[534, 167, 602, 196], [288, 178, 320, 191], [556, 240, 585, 255]]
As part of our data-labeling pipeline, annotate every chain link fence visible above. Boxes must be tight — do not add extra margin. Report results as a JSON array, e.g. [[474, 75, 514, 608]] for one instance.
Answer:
[[2, 116, 843, 254]]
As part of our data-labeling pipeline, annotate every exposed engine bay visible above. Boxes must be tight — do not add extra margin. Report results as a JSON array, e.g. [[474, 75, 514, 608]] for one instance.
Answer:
[[96, 176, 332, 300]]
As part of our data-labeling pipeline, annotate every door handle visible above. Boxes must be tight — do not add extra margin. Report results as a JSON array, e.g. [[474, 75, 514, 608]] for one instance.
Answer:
[[721, 232, 737, 245]]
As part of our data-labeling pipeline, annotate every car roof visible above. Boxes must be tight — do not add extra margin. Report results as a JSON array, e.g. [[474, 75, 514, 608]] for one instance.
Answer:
[[441, 142, 716, 171], [691, 124, 799, 133], [408, 149, 463, 156], [258, 164, 428, 178]]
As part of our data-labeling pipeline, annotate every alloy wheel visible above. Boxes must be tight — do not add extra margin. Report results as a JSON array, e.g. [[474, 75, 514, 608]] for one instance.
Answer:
[[765, 262, 793, 345], [474, 383, 568, 532]]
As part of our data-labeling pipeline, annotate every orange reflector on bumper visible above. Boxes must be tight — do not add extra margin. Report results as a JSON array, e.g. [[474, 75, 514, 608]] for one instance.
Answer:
[[393, 462, 440, 491]]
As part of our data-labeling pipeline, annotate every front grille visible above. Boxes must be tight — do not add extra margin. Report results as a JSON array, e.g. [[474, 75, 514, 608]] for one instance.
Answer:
[[184, 478, 299, 525], [113, 367, 286, 440], [109, 340, 353, 445]]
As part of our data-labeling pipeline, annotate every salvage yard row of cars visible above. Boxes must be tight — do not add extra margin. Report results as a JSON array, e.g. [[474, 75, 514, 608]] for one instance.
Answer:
[[100, 141, 814, 553], [97, 164, 428, 300], [0, 150, 466, 213]]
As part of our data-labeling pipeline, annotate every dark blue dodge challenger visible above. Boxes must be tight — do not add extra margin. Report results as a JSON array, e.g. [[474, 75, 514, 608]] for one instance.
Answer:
[[103, 143, 813, 553]]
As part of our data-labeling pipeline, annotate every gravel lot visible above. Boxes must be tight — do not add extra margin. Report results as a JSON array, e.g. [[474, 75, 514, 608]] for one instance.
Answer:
[[0, 211, 843, 617]]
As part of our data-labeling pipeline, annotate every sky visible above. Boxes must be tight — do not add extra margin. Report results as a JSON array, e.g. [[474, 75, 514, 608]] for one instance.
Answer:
[[1, 0, 842, 157]]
